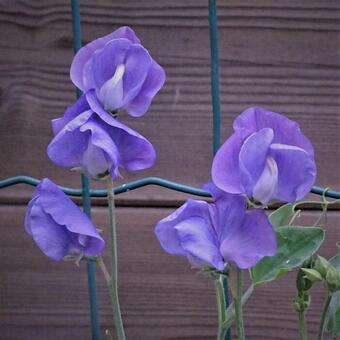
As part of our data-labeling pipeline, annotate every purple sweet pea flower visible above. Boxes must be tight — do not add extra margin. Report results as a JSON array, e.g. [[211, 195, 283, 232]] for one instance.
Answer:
[[24, 178, 105, 261], [47, 90, 156, 179], [70, 26, 165, 117], [155, 186, 276, 270], [212, 107, 316, 204]]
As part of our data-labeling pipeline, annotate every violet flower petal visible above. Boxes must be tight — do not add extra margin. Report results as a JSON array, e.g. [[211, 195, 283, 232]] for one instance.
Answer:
[[211, 131, 245, 194], [155, 199, 212, 255], [52, 95, 90, 135], [175, 217, 224, 271], [125, 60, 166, 117], [24, 179, 105, 260], [70, 26, 165, 117], [233, 107, 314, 156], [238, 127, 274, 196], [213, 107, 316, 203], [70, 26, 140, 90], [80, 118, 120, 178], [219, 209, 276, 269], [269, 144, 317, 202], [29, 203, 77, 260], [48, 94, 156, 179], [48, 111, 93, 169]]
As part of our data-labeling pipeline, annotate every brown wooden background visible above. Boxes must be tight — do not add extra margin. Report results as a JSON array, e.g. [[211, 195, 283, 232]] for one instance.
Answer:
[[0, 1, 339, 339]]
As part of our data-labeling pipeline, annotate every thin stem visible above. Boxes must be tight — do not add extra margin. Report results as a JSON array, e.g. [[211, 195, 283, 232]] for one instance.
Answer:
[[222, 284, 254, 330], [317, 292, 332, 340], [222, 276, 231, 340], [98, 256, 111, 285], [106, 177, 126, 340], [234, 268, 245, 340], [298, 310, 308, 340], [215, 275, 227, 340]]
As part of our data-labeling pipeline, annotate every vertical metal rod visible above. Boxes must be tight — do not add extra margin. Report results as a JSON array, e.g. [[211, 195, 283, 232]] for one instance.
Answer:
[[209, 0, 221, 155], [208, 1, 231, 339], [70, 1, 101, 339]]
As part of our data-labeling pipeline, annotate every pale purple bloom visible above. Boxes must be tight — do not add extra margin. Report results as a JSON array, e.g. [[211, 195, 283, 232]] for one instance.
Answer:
[[155, 185, 276, 270], [47, 90, 156, 179], [212, 107, 316, 204], [24, 178, 105, 261], [70, 26, 165, 117]]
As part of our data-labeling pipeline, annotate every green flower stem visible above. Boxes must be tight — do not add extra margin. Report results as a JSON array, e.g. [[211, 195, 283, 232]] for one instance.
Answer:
[[106, 177, 126, 340], [215, 275, 227, 340], [317, 291, 332, 340], [222, 285, 254, 330], [298, 310, 308, 340], [234, 268, 246, 340]]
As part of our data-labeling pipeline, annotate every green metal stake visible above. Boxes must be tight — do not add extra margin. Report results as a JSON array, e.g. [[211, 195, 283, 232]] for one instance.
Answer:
[[208, 1, 231, 339], [70, 1, 101, 339], [209, 0, 221, 156]]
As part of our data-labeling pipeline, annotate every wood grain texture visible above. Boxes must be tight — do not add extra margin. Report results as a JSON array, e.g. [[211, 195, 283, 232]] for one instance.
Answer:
[[0, 0, 339, 204], [0, 205, 339, 340], [0, 1, 339, 339]]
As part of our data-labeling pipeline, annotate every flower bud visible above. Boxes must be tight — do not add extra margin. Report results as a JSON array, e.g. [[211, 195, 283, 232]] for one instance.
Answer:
[[302, 268, 323, 283], [296, 268, 313, 291], [314, 255, 331, 278], [325, 266, 340, 293]]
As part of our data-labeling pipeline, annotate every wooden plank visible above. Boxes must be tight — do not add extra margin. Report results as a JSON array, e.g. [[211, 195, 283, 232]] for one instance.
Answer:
[[0, 205, 339, 339], [0, 0, 339, 204]]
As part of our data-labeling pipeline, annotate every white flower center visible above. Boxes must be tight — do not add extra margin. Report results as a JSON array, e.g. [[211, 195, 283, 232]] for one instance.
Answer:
[[253, 156, 278, 204], [98, 64, 125, 111]]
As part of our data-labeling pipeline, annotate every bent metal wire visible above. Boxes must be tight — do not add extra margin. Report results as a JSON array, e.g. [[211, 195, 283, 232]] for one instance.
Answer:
[[1, 1, 339, 340], [0, 175, 339, 201]]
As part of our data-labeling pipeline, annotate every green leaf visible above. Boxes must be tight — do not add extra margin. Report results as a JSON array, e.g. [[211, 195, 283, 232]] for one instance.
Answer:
[[250, 226, 325, 286], [326, 291, 340, 336], [326, 254, 340, 336], [269, 203, 294, 229]]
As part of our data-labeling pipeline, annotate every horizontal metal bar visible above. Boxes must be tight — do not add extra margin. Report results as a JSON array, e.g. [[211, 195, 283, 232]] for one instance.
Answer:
[[0, 175, 339, 199]]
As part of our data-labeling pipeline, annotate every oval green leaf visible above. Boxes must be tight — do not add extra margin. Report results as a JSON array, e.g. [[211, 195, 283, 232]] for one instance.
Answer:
[[269, 203, 294, 229], [250, 226, 325, 286]]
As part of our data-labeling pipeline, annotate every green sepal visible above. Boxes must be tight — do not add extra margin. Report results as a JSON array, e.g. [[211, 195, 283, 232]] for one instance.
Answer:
[[301, 268, 323, 283], [314, 255, 331, 278]]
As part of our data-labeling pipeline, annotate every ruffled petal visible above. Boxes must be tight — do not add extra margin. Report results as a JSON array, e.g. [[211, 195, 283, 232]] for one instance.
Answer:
[[175, 217, 224, 271], [24, 195, 39, 235], [118, 43, 152, 107], [80, 118, 120, 178], [233, 107, 314, 156], [70, 26, 140, 90], [37, 179, 105, 256], [212, 131, 245, 194], [155, 199, 213, 255], [108, 123, 156, 172], [47, 111, 93, 168], [238, 127, 274, 197], [125, 60, 166, 117], [220, 209, 276, 269], [213, 193, 246, 242], [28, 201, 77, 260], [52, 95, 90, 135], [90, 38, 133, 95], [269, 143, 316, 202], [86, 92, 156, 171]]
